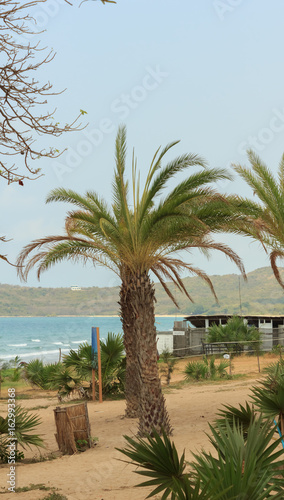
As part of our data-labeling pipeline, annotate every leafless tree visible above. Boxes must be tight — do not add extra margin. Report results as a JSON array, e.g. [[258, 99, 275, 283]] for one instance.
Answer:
[[0, 0, 115, 263], [0, 0, 115, 185]]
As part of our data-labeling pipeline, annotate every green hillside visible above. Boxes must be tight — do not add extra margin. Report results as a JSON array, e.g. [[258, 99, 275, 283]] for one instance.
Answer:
[[0, 266, 283, 316]]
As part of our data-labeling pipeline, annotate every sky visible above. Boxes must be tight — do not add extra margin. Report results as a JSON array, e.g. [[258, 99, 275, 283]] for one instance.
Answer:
[[1, 0, 284, 289]]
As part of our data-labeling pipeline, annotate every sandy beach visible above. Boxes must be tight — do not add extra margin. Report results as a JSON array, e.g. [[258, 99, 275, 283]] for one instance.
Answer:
[[0, 354, 281, 500]]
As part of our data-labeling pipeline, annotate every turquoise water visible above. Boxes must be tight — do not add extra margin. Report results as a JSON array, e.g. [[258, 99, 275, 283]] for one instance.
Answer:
[[0, 316, 184, 363]]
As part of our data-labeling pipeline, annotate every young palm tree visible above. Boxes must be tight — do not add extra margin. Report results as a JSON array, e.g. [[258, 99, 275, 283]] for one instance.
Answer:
[[234, 150, 284, 288], [17, 126, 246, 435]]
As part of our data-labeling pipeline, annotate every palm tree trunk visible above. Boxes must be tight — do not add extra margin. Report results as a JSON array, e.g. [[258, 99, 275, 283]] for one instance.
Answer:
[[136, 273, 171, 435], [119, 271, 171, 435], [119, 275, 141, 418]]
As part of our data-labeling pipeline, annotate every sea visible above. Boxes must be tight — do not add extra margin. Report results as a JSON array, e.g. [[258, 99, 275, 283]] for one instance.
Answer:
[[0, 316, 185, 364]]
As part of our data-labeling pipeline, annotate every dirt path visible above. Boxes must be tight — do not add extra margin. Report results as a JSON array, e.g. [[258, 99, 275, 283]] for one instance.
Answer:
[[0, 354, 280, 500]]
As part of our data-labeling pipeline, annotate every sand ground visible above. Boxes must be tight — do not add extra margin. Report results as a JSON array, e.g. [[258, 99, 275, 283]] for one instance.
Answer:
[[0, 354, 281, 500]]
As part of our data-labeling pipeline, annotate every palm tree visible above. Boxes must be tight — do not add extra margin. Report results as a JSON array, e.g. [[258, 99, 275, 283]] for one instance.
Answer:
[[234, 150, 284, 289], [17, 126, 246, 435]]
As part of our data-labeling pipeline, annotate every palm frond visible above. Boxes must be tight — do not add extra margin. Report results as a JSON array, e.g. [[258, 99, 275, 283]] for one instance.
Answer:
[[270, 250, 284, 289], [117, 429, 195, 500], [193, 418, 284, 500], [139, 152, 207, 225]]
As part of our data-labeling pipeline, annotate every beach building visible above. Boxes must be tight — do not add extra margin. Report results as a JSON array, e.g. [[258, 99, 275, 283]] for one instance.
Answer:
[[157, 314, 284, 356]]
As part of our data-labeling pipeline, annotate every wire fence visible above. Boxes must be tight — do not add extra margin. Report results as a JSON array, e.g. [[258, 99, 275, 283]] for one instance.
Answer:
[[158, 339, 284, 376], [159, 331, 284, 369]]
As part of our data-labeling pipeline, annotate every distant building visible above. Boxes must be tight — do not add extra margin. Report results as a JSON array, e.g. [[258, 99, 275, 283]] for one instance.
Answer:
[[184, 314, 284, 331], [70, 286, 82, 291], [184, 314, 284, 354], [156, 314, 284, 356]]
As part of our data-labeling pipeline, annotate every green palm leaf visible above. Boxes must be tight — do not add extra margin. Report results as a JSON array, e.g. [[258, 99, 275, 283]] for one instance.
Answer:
[[117, 428, 204, 499], [234, 151, 284, 289], [192, 418, 284, 499]]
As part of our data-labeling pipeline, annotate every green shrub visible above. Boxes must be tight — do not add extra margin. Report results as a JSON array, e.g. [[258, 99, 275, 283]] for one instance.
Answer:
[[184, 356, 230, 381], [118, 416, 284, 499], [207, 315, 261, 356], [0, 405, 44, 463], [24, 333, 125, 399]]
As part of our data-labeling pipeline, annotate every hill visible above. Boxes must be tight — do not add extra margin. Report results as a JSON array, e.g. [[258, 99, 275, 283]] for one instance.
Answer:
[[0, 266, 283, 316]]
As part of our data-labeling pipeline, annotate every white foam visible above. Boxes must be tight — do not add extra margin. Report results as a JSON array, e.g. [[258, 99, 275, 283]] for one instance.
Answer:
[[71, 340, 88, 344], [7, 344, 27, 347], [31, 339, 41, 342], [0, 349, 70, 360]]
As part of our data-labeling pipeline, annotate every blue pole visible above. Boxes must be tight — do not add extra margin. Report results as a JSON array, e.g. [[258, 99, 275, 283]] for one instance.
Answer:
[[91, 327, 98, 401], [273, 419, 284, 449], [92, 327, 98, 355]]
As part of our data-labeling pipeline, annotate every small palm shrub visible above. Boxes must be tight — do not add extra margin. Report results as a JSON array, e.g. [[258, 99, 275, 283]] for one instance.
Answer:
[[50, 366, 83, 399], [159, 349, 177, 385], [63, 333, 125, 396], [24, 360, 63, 390], [118, 415, 284, 499], [24, 333, 125, 399], [117, 429, 208, 499], [215, 401, 256, 439], [251, 359, 284, 436], [207, 315, 261, 356], [193, 418, 284, 499], [0, 405, 44, 463], [100, 333, 125, 394], [184, 356, 230, 381], [0, 356, 24, 383]]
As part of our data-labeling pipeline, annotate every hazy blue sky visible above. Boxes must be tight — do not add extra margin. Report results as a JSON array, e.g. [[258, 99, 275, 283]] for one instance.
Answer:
[[1, 0, 284, 289]]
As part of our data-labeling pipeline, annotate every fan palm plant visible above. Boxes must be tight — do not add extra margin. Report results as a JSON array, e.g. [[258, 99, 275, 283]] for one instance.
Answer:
[[17, 126, 246, 435], [118, 416, 284, 500], [0, 405, 44, 462], [207, 315, 261, 356], [50, 365, 83, 399], [234, 150, 284, 288], [214, 401, 256, 439], [100, 333, 125, 394], [193, 418, 284, 499], [159, 349, 178, 385], [117, 428, 210, 500], [184, 356, 230, 381], [24, 360, 64, 390], [62, 334, 125, 395], [250, 360, 284, 437]]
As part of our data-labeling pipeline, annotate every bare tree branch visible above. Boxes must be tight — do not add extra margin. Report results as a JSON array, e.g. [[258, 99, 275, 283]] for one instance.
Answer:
[[0, 0, 96, 185], [0, 0, 115, 265], [0, 235, 18, 265]]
